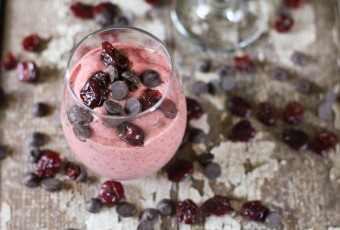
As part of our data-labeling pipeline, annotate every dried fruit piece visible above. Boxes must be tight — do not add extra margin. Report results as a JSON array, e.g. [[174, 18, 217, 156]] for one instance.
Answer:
[[98, 180, 125, 205], [274, 14, 294, 33], [233, 55, 253, 72], [2, 52, 17, 71], [186, 97, 203, 120], [139, 89, 162, 111], [282, 129, 308, 151], [228, 120, 256, 142], [36, 151, 62, 178], [241, 200, 270, 222], [17, 61, 40, 83], [167, 159, 193, 182], [283, 101, 304, 125], [201, 195, 233, 216], [22, 34, 42, 52], [117, 122, 145, 146], [65, 161, 81, 181], [159, 98, 178, 119], [229, 96, 252, 117], [176, 199, 200, 224], [70, 2, 93, 19], [311, 131, 338, 156], [257, 102, 277, 126], [101, 41, 129, 72], [92, 2, 120, 27], [285, 0, 305, 9]]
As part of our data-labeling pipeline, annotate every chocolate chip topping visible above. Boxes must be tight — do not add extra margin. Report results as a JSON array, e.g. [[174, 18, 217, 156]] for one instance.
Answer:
[[197, 153, 214, 166], [111, 80, 129, 100], [104, 100, 122, 115], [265, 211, 282, 229], [29, 148, 44, 163], [140, 208, 160, 223], [125, 98, 141, 115], [216, 65, 234, 78], [31, 102, 49, 117], [67, 105, 93, 125], [116, 202, 136, 217], [41, 178, 62, 192], [27, 132, 46, 147], [137, 220, 154, 230], [140, 70, 163, 88], [156, 199, 175, 216], [85, 198, 103, 213], [73, 124, 91, 142], [204, 162, 221, 179], [296, 78, 311, 94], [23, 172, 40, 188], [188, 127, 206, 144], [122, 70, 139, 85], [272, 67, 288, 81]]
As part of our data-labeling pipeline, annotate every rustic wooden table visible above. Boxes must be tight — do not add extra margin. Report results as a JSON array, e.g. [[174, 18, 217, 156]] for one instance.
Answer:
[[0, 0, 339, 229]]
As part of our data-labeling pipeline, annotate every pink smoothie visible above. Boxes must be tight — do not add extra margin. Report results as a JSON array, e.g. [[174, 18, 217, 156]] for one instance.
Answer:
[[61, 43, 187, 180]]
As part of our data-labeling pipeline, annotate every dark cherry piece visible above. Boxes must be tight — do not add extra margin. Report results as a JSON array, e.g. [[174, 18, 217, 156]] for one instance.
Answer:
[[285, 0, 304, 9], [257, 102, 277, 126], [117, 122, 145, 146], [229, 96, 252, 117], [283, 101, 304, 125], [233, 55, 253, 72], [69, 2, 93, 19], [144, 0, 161, 5], [176, 199, 200, 224], [92, 2, 120, 27], [17, 61, 40, 83], [241, 200, 270, 222], [22, 34, 42, 52], [159, 98, 178, 119], [274, 14, 294, 33], [65, 162, 81, 181], [228, 120, 256, 142], [167, 159, 193, 182], [36, 151, 62, 178], [98, 180, 125, 205], [139, 89, 162, 111], [311, 131, 338, 156], [201, 195, 233, 216], [2, 52, 17, 71], [282, 129, 308, 151], [101, 41, 129, 73], [186, 97, 204, 120]]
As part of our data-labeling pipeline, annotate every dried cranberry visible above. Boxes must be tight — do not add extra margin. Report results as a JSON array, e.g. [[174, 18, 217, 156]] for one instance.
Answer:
[[159, 98, 178, 119], [36, 151, 62, 178], [283, 101, 304, 125], [311, 131, 338, 156], [229, 120, 256, 142], [139, 89, 162, 111], [284, 0, 304, 9], [92, 2, 120, 27], [201, 195, 233, 216], [233, 55, 253, 72], [229, 96, 252, 117], [69, 2, 93, 19], [117, 122, 145, 146], [2, 52, 17, 71], [167, 159, 193, 182], [101, 41, 129, 72], [98, 180, 125, 205], [65, 162, 81, 180], [241, 200, 270, 222], [186, 97, 204, 120], [177, 199, 200, 224], [17, 61, 40, 83], [80, 71, 110, 108], [274, 14, 294, 33], [257, 102, 277, 126], [22, 34, 42, 52], [282, 129, 308, 151], [144, 0, 161, 5]]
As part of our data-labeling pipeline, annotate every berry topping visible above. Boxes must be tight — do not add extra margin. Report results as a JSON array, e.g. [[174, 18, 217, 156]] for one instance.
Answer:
[[41, 178, 62, 192], [104, 100, 123, 115], [241, 200, 270, 222], [31, 102, 49, 117], [65, 161, 81, 180], [167, 159, 193, 182], [274, 14, 294, 33], [186, 97, 204, 120], [257, 102, 277, 126], [140, 70, 163, 88], [69, 2, 93, 19], [73, 123, 91, 142], [311, 131, 338, 156], [176, 199, 200, 224], [156, 199, 175, 216], [101, 41, 129, 72], [195, 59, 211, 73], [36, 151, 62, 178], [159, 98, 178, 119], [98, 180, 125, 205], [204, 162, 221, 179], [284, 0, 304, 9], [27, 132, 46, 147], [229, 96, 252, 117], [122, 70, 139, 85], [2, 52, 17, 71], [92, 2, 120, 27], [282, 129, 308, 151], [23, 172, 40, 188], [229, 120, 256, 142], [111, 81, 129, 101], [201, 195, 233, 216], [283, 101, 304, 125], [67, 105, 93, 125], [291, 51, 308, 67], [22, 34, 42, 52], [125, 98, 141, 115], [17, 61, 40, 83], [233, 55, 253, 72], [139, 89, 162, 111], [140, 208, 160, 223], [116, 202, 136, 217], [117, 122, 145, 146], [85, 198, 103, 213]]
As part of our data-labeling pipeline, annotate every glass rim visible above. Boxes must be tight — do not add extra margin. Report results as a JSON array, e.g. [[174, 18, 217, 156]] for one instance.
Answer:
[[65, 26, 175, 120]]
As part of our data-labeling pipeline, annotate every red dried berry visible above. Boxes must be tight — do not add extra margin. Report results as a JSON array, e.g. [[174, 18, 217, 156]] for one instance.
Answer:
[[274, 14, 294, 33], [98, 180, 125, 205], [257, 102, 277, 126], [139, 89, 162, 111], [283, 101, 304, 125], [36, 151, 62, 178], [229, 96, 252, 117], [17, 61, 40, 83], [186, 97, 203, 120], [22, 34, 42, 52], [101, 41, 129, 73], [282, 128, 308, 151], [2, 52, 17, 71], [65, 162, 81, 180], [117, 121, 145, 146], [144, 0, 161, 5], [284, 0, 304, 9], [201, 195, 233, 217], [92, 2, 120, 27], [241, 200, 270, 222], [159, 98, 178, 119], [229, 120, 256, 142], [176, 199, 200, 224], [167, 159, 193, 182], [311, 131, 338, 156], [233, 55, 253, 72], [69, 2, 93, 19]]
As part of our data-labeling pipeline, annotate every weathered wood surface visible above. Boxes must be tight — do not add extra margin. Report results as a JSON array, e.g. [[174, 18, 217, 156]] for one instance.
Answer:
[[0, 0, 339, 229]]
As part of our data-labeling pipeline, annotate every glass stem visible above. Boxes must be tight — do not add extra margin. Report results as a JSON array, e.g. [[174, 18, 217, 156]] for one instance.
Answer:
[[205, 0, 241, 9]]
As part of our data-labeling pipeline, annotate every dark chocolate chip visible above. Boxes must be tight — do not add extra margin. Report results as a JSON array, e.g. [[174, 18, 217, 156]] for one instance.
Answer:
[[121, 10, 135, 25], [75, 165, 87, 182], [324, 90, 337, 104], [73, 124, 91, 142], [208, 80, 222, 95], [191, 81, 208, 95], [220, 76, 236, 92], [140, 208, 160, 223], [116, 202, 136, 217], [85, 198, 102, 213], [122, 70, 139, 85], [140, 70, 163, 88], [204, 162, 221, 179], [23, 172, 40, 188], [104, 100, 122, 115], [41, 178, 61, 192], [265, 211, 282, 229], [107, 66, 119, 83], [188, 127, 206, 144], [111, 81, 129, 100], [216, 65, 234, 78], [195, 59, 211, 73], [125, 98, 141, 115], [159, 98, 178, 119], [31, 102, 49, 117], [137, 220, 154, 230], [27, 132, 46, 147], [156, 199, 175, 216], [291, 51, 308, 67], [0, 145, 9, 160], [67, 105, 93, 125], [296, 78, 311, 94], [29, 148, 44, 163], [113, 15, 130, 26], [197, 153, 214, 166], [317, 102, 332, 120], [272, 67, 288, 81]]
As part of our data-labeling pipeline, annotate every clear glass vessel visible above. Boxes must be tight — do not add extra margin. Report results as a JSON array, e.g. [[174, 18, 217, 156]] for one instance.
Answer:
[[61, 27, 187, 180]]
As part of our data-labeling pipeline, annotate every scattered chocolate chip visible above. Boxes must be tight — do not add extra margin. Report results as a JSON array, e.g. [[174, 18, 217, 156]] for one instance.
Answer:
[[296, 78, 311, 94], [111, 81, 129, 100], [125, 98, 141, 115], [195, 59, 211, 73], [113, 15, 130, 26], [265, 211, 282, 229], [140, 70, 163, 88], [104, 100, 122, 115], [106, 66, 119, 83], [73, 124, 91, 142], [85, 198, 103, 213], [23, 172, 40, 188], [27, 132, 46, 147], [41, 178, 61, 192], [220, 76, 236, 92], [0, 145, 9, 160], [159, 98, 178, 119], [204, 162, 221, 179], [121, 10, 135, 25], [67, 105, 93, 125], [324, 90, 337, 104], [317, 102, 332, 120], [156, 199, 175, 216], [29, 148, 44, 163], [191, 81, 208, 95], [188, 127, 206, 144], [137, 220, 154, 230], [116, 202, 136, 217], [272, 67, 288, 81], [282, 129, 308, 151], [216, 65, 234, 78], [31, 102, 49, 117], [140, 208, 160, 223], [197, 153, 214, 166], [122, 70, 139, 85], [291, 51, 308, 67], [208, 80, 222, 95]]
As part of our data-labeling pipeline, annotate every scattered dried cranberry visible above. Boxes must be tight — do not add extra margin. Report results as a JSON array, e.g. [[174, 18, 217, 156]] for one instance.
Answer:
[[284, 0, 304, 9], [201, 195, 233, 216], [229, 120, 256, 142], [283, 101, 304, 125], [144, 0, 161, 5], [186, 97, 203, 120], [176, 199, 200, 224], [229, 96, 252, 117], [159, 98, 178, 119], [241, 200, 270, 222], [257, 102, 277, 126], [80, 71, 110, 108], [233, 55, 253, 72], [167, 159, 193, 182], [69, 2, 93, 19], [36, 151, 62, 178], [101, 41, 129, 72], [98, 180, 125, 205], [17, 61, 40, 83], [274, 14, 294, 33], [282, 129, 308, 151], [2, 52, 17, 71], [117, 122, 145, 146], [92, 2, 120, 27], [139, 89, 162, 111], [22, 34, 42, 52], [65, 162, 81, 180], [311, 131, 338, 156]]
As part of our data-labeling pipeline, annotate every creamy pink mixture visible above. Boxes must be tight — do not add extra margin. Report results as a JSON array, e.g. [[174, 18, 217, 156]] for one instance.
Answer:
[[61, 43, 187, 180]]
